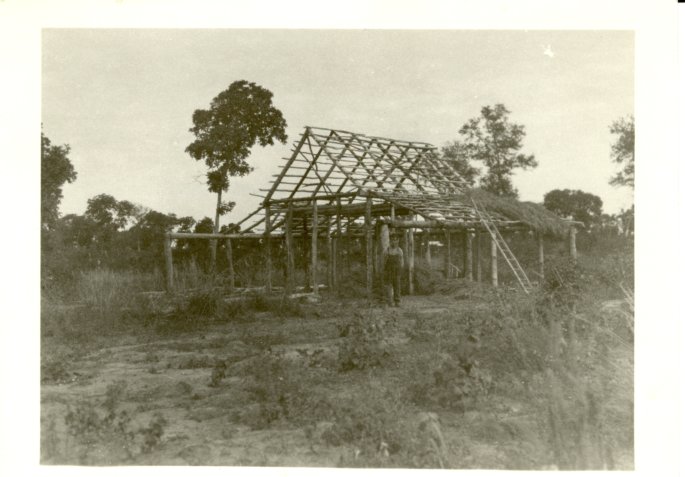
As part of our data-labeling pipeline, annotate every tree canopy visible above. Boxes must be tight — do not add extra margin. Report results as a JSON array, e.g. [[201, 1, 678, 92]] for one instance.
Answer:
[[41, 132, 77, 230], [543, 189, 603, 227], [458, 104, 537, 198], [608, 115, 634, 188], [440, 140, 479, 187], [186, 80, 288, 209]]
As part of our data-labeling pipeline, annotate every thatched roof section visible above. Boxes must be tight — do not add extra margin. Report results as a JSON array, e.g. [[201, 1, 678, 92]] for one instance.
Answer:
[[456, 188, 572, 236]]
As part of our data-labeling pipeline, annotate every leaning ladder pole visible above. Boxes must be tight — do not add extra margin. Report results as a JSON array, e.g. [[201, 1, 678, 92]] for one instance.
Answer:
[[471, 199, 532, 294]]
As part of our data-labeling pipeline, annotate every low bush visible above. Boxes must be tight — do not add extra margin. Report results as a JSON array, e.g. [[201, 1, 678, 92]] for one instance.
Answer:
[[337, 312, 390, 371], [56, 381, 168, 464]]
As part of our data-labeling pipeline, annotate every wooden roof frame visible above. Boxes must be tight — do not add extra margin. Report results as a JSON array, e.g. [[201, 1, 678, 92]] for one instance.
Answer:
[[232, 126, 520, 236]]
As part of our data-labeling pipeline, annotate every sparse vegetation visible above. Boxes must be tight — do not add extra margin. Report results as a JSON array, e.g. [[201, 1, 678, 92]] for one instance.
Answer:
[[41, 226, 633, 468]]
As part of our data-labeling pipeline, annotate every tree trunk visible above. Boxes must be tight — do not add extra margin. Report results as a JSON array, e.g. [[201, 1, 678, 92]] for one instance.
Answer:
[[210, 189, 221, 272]]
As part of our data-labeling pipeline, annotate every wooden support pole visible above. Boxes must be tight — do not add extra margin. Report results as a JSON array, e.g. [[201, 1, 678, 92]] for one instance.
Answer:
[[225, 238, 235, 291], [465, 231, 473, 281], [538, 233, 545, 281], [407, 221, 415, 295], [285, 203, 294, 294], [164, 233, 173, 291], [568, 226, 577, 263], [379, 223, 390, 290], [303, 217, 310, 291], [326, 226, 333, 289], [365, 196, 373, 299], [335, 197, 342, 290], [345, 216, 353, 273], [424, 233, 432, 267], [490, 236, 498, 287], [264, 204, 272, 293], [475, 232, 482, 282], [311, 200, 318, 295], [444, 231, 452, 279]]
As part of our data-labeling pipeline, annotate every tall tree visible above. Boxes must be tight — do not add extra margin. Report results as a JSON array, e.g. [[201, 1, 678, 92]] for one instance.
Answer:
[[543, 189, 603, 227], [608, 115, 634, 188], [41, 132, 77, 230], [459, 104, 537, 197], [186, 80, 288, 269], [440, 140, 480, 187]]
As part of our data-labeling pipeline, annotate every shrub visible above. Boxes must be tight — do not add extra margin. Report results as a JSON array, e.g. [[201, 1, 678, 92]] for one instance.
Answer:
[[61, 381, 169, 464], [337, 312, 390, 371]]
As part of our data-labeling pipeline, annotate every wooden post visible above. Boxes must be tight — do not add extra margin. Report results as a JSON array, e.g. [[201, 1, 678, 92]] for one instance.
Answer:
[[303, 217, 310, 291], [465, 231, 473, 281], [444, 231, 452, 279], [225, 238, 235, 292], [326, 225, 333, 289], [407, 222, 415, 295], [264, 203, 272, 293], [537, 232, 545, 282], [379, 222, 390, 290], [568, 226, 577, 263], [475, 231, 482, 282], [490, 236, 498, 287], [335, 197, 343, 289], [164, 233, 174, 291], [345, 216, 353, 273], [424, 234, 432, 267], [285, 203, 294, 294], [311, 200, 318, 295], [365, 196, 373, 299]]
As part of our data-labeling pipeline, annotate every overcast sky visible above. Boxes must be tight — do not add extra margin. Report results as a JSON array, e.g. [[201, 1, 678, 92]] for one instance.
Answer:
[[42, 29, 633, 223]]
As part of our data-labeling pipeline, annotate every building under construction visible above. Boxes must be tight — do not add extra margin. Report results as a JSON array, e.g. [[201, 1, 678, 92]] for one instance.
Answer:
[[165, 126, 578, 296]]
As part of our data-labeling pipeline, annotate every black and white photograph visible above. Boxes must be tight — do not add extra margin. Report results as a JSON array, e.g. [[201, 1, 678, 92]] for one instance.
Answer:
[[2, 0, 683, 474]]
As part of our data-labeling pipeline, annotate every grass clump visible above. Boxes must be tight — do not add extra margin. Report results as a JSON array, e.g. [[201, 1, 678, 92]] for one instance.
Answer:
[[337, 312, 390, 372]]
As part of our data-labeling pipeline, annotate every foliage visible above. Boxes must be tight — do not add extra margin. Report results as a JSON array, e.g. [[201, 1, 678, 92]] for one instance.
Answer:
[[459, 104, 537, 197], [408, 337, 492, 412], [62, 381, 168, 464], [41, 131, 77, 230], [543, 189, 603, 227], [337, 312, 390, 371], [440, 140, 480, 187], [186, 80, 288, 233], [608, 115, 634, 188]]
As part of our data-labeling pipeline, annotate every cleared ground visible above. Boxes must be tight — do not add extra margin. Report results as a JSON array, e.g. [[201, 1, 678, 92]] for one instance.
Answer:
[[41, 281, 634, 469]]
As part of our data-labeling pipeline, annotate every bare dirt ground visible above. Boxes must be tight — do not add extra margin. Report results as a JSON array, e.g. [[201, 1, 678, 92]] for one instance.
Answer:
[[41, 290, 633, 469]]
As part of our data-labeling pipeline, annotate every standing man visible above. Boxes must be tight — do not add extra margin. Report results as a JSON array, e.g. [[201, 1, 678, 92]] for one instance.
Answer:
[[384, 234, 404, 307]]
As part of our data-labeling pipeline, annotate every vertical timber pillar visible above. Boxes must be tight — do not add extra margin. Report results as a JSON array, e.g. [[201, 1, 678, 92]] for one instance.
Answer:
[[335, 197, 343, 291], [285, 203, 295, 294], [444, 231, 452, 279], [465, 231, 473, 281], [226, 237, 235, 292], [311, 200, 318, 295], [164, 233, 174, 291], [365, 196, 373, 299], [424, 234, 432, 267], [475, 231, 482, 282], [326, 224, 333, 289], [407, 219, 415, 295], [490, 235, 498, 287], [537, 232, 545, 282], [379, 222, 390, 291], [264, 204, 272, 293], [568, 226, 577, 263]]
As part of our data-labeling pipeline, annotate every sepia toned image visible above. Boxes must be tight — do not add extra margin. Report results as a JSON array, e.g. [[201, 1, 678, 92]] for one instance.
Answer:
[[40, 29, 634, 469]]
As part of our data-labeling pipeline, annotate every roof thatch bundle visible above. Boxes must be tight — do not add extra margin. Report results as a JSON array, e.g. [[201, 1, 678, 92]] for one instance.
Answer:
[[455, 188, 572, 237]]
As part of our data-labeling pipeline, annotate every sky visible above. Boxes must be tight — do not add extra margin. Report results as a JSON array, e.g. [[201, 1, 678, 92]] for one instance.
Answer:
[[42, 29, 634, 224]]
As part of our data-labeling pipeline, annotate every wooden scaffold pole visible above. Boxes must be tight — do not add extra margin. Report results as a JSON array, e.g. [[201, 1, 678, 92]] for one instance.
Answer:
[[285, 202, 295, 294], [311, 200, 319, 295], [490, 235, 498, 287], [264, 203, 272, 293], [225, 237, 235, 292], [465, 231, 473, 281], [365, 196, 373, 299]]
